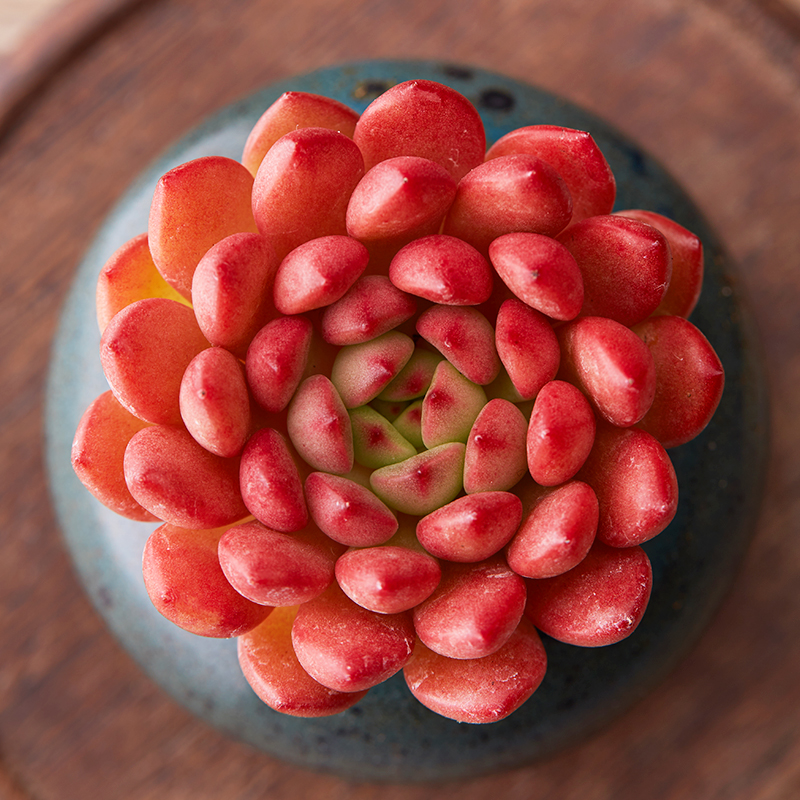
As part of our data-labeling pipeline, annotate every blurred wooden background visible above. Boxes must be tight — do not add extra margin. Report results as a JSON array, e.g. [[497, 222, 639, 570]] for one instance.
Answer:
[[2, 0, 800, 798]]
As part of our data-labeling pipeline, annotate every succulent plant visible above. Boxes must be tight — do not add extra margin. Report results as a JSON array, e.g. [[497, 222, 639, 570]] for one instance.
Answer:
[[72, 79, 724, 724]]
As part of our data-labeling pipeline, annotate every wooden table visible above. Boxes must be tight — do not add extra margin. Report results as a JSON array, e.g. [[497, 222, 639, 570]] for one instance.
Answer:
[[2, 0, 799, 797]]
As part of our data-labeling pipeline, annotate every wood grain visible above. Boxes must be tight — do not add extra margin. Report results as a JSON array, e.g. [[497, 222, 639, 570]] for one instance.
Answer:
[[1, 0, 799, 798], [0, 0, 146, 133]]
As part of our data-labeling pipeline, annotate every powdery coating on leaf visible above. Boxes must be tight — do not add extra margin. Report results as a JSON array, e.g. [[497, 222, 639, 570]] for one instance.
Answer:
[[143, 524, 271, 638], [495, 298, 561, 400], [330, 331, 415, 408], [305, 471, 399, 547], [179, 347, 251, 458], [353, 80, 486, 181], [488, 231, 584, 321], [350, 405, 418, 469], [96, 232, 189, 334], [191, 232, 280, 357], [506, 481, 599, 579], [412, 556, 527, 660], [578, 423, 679, 548], [557, 316, 657, 428], [286, 375, 354, 474], [335, 545, 442, 614], [71, 390, 157, 521], [389, 234, 494, 305], [245, 315, 313, 413], [557, 214, 672, 326], [346, 156, 457, 244], [392, 399, 425, 450], [242, 91, 359, 176], [463, 398, 529, 494], [416, 304, 500, 386], [218, 521, 338, 606], [632, 315, 725, 448], [615, 209, 704, 318], [421, 360, 488, 449], [149, 156, 258, 299], [239, 428, 309, 532], [524, 541, 652, 646], [526, 380, 596, 486], [100, 298, 210, 426], [124, 425, 248, 529], [321, 275, 417, 346], [369, 442, 466, 517], [379, 348, 442, 402], [252, 128, 365, 260], [273, 235, 369, 315], [443, 154, 573, 253], [486, 125, 616, 224], [238, 607, 368, 717], [291, 584, 416, 692], [416, 491, 523, 562], [404, 619, 547, 723]]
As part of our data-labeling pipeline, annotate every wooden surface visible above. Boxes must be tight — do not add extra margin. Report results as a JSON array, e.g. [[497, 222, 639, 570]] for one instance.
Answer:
[[1, 0, 800, 797]]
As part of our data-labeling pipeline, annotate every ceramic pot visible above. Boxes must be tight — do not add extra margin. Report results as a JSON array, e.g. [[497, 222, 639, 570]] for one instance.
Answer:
[[45, 60, 768, 782]]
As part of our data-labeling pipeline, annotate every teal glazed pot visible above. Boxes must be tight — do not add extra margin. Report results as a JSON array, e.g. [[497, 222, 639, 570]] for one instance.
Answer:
[[45, 60, 768, 782]]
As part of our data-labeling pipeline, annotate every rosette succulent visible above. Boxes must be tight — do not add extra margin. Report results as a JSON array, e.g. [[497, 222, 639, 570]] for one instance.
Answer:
[[71, 78, 724, 723]]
